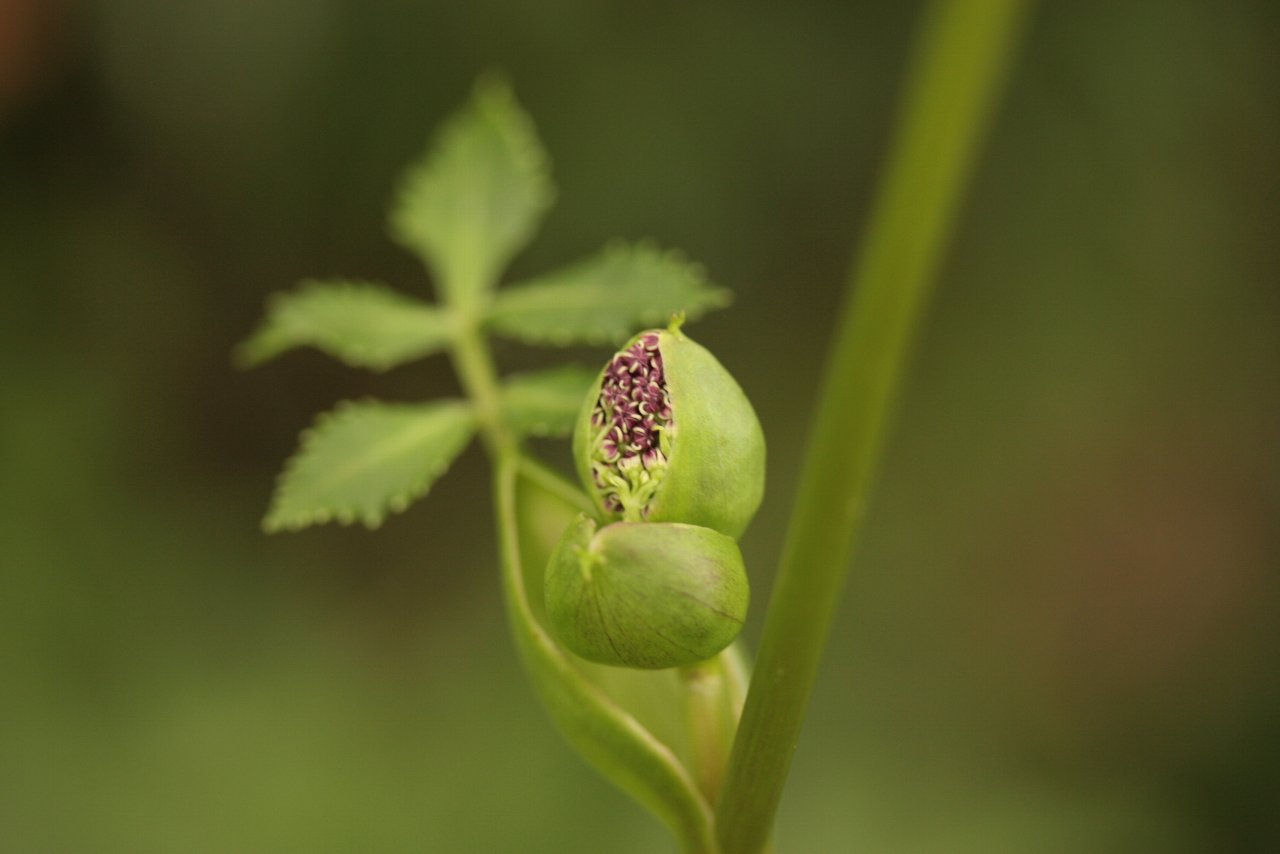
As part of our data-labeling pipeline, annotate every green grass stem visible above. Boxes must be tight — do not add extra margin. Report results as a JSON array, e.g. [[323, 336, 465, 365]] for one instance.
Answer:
[[715, 2, 1033, 850]]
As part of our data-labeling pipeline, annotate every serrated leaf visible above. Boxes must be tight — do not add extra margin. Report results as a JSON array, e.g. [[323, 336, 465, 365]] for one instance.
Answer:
[[487, 242, 732, 346], [265, 400, 475, 532], [237, 280, 453, 371], [389, 77, 554, 309], [500, 365, 597, 438]]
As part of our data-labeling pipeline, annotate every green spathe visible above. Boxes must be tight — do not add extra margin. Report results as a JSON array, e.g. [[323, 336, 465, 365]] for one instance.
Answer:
[[545, 515, 749, 670], [573, 327, 765, 539]]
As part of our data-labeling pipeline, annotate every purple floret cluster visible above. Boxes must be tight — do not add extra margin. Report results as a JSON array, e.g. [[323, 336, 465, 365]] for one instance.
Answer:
[[589, 332, 674, 516]]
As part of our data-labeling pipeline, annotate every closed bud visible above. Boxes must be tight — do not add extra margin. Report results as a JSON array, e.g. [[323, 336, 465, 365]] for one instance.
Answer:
[[573, 325, 765, 539], [545, 514, 749, 670]]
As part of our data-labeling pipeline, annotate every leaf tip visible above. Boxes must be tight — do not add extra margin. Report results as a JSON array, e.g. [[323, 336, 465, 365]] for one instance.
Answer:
[[472, 69, 514, 103]]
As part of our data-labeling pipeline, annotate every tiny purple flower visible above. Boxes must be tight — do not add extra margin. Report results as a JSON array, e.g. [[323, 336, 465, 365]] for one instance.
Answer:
[[589, 331, 675, 517]]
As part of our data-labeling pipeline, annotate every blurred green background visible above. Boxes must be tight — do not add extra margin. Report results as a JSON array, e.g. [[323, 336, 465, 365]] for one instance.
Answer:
[[3, 1, 1277, 851]]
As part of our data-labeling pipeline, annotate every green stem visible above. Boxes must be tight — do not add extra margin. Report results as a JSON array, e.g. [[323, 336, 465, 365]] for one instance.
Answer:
[[680, 658, 731, 804], [449, 310, 515, 455], [715, 2, 1031, 851], [516, 454, 597, 516], [494, 452, 719, 854], [448, 294, 721, 852]]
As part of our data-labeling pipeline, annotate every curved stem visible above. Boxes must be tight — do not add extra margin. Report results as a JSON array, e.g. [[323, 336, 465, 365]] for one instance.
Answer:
[[495, 453, 719, 854], [448, 293, 721, 852], [516, 454, 597, 516], [715, 2, 1032, 851]]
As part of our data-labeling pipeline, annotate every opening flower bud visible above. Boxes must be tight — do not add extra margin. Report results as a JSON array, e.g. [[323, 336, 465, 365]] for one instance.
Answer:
[[544, 514, 749, 670], [573, 326, 765, 539]]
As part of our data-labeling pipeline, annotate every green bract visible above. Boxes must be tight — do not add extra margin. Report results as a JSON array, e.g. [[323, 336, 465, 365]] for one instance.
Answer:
[[572, 326, 765, 539], [545, 514, 749, 669]]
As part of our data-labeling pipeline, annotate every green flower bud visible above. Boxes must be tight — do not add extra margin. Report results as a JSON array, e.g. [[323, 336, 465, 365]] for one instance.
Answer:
[[545, 514, 749, 670], [573, 325, 765, 540]]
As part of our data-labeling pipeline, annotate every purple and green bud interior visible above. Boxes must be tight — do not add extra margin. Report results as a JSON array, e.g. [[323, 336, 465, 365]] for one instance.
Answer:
[[587, 333, 674, 519], [575, 326, 764, 539]]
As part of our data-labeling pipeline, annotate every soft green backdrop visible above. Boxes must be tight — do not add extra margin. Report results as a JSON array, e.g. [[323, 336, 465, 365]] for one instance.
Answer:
[[2, 1, 1276, 851]]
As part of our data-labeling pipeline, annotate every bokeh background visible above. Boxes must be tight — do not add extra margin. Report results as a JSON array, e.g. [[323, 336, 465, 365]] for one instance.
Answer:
[[3, 1, 1277, 851]]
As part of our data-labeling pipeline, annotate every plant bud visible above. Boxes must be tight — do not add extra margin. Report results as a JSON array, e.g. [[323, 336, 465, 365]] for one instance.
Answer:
[[573, 326, 765, 540], [545, 514, 749, 670]]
